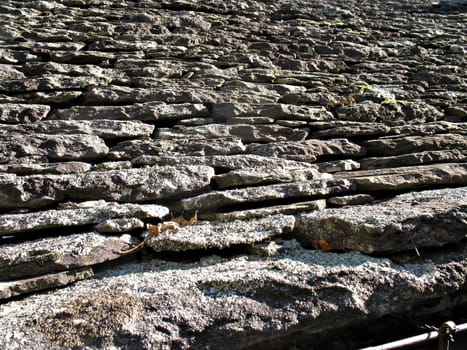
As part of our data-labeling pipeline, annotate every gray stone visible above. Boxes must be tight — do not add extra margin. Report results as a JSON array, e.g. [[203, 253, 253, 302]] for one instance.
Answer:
[[0, 133, 109, 162], [51, 102, 209, 122], [213, 167, 322, 189], [94, 218, 145, 233], [0, 232, 131, 280], [203, 200, 326, 221], [157, 124, 308, 143], [0, 241, 465, 348], [0, 165, 214, 209], [0, 120, 155, 140], [0, 201, 169, 235], [0, 161, 91, 175], [327, 194, 374, 206], [109, 138, 246, 160], [182, 179, 353, 211], [316, 159, 360, 173], [359, 150, 467, 170], [336, 163, 467, 191], [247, 139, 364, 162], [131, 154, 315, 172], [363, 133, 467, 156], [294, 187, 467, 253], [146, 215, 295, 251], [0, 103, 50, 124], [0, 268, 93, 300]]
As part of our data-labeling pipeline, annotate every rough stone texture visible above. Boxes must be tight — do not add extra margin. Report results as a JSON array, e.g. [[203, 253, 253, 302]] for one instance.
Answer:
[[0, 165, 214, 209], [146, 215, 295, 251], [0, 241, 466, 349], [0, 201, 169, 235], [0, 0, 466, 348], [182, 179, 353, 211], [0, 232, 130, 281], [294, 187, 467, 254]]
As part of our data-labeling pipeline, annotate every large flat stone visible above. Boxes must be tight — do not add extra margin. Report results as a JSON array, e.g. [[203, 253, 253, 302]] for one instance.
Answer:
[[336, 163, 467, 191], [0, 268, 93, 300], [157, 123, 308, 143], [0, 120, 155, 140], [0, 103, 50, 124], [0, 165, 214, 209], [0, 133, 109, 162], [0, 201, 169, 235], [294, 187, 467, 253], [0, 241, 465, 348], [182, 179, 353, 211], [146, 215, 295, 251], [0, 232, 131, 280], [247, 139, 364, 162], [109, 138, 246, 160]]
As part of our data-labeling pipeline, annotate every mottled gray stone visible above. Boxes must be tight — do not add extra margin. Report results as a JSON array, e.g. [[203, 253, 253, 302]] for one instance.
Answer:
[[0, 161, 91, 175], [0, 241, 465, 349], [109, 137, 246, 160], [316, 159, 360, 173], [247, 139, 364, 162], [146, 215, 295, 251], [0, 268, 93, 300], [51, 102, 209, 122], [359, 150, 467, 170], [157, 124, 308, 143], [363, 133, 467, 156], [0, 201, 168, 235], [0, 120, 155, 140], [0, 133, 109, 162], [94, 218, 145, 233], [0, 75, 109, 93], [182, 179, 353, 211], [327, 194, 374, 206], [0, 103, 50, 123], [294, 187, 467, 253], [131, 154, 315, 172], [202, 200, 326, 221], [0, 165, 214, 209], [0, 232, 131, 281], [336, 163, 467, 191], [213, 167, 322, 189]]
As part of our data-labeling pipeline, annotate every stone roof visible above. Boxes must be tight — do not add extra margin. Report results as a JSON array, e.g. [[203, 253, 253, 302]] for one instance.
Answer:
[[0, 0, 466, 349]]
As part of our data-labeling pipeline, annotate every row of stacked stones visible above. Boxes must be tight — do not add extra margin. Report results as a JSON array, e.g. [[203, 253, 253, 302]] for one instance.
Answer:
[[0, 0, 466, 349]]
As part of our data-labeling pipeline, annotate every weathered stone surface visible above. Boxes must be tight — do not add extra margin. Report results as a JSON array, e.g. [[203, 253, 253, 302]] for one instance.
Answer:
[[213, 167, 322, 189], [0, 120, 155, 140], [157, 124, 308, 143], [0, 268, 93, 300], [247, 139, 364, 162], [0, 161, 91, 175], [327, 194, 374, 207], [109, 138, 246, 160], [336, 163, 467, 191], [359, 150, 467, 170], [0, 232, 131, 280], [132, 154, 315, 172], [94, 218, 145, 233], [203, 200, 326, 221], [363, 134, 467, 156], [0, 103, 50, 124], [0, 241, 465, 348], [316, 159, 360, 173], [0, 165, 214, 209], [146, 215, 295, 251], [309, 122, 391, 138], [294, 187, 467, 253], [182, 179, 353, 211], [0, 201, 169, 235], [0, 133, 109, 162], [51, 102, 209, 122]]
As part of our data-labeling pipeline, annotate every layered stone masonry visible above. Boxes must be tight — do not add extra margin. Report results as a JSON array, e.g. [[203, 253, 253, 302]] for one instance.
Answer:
[[0, 0, 466, 349]]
